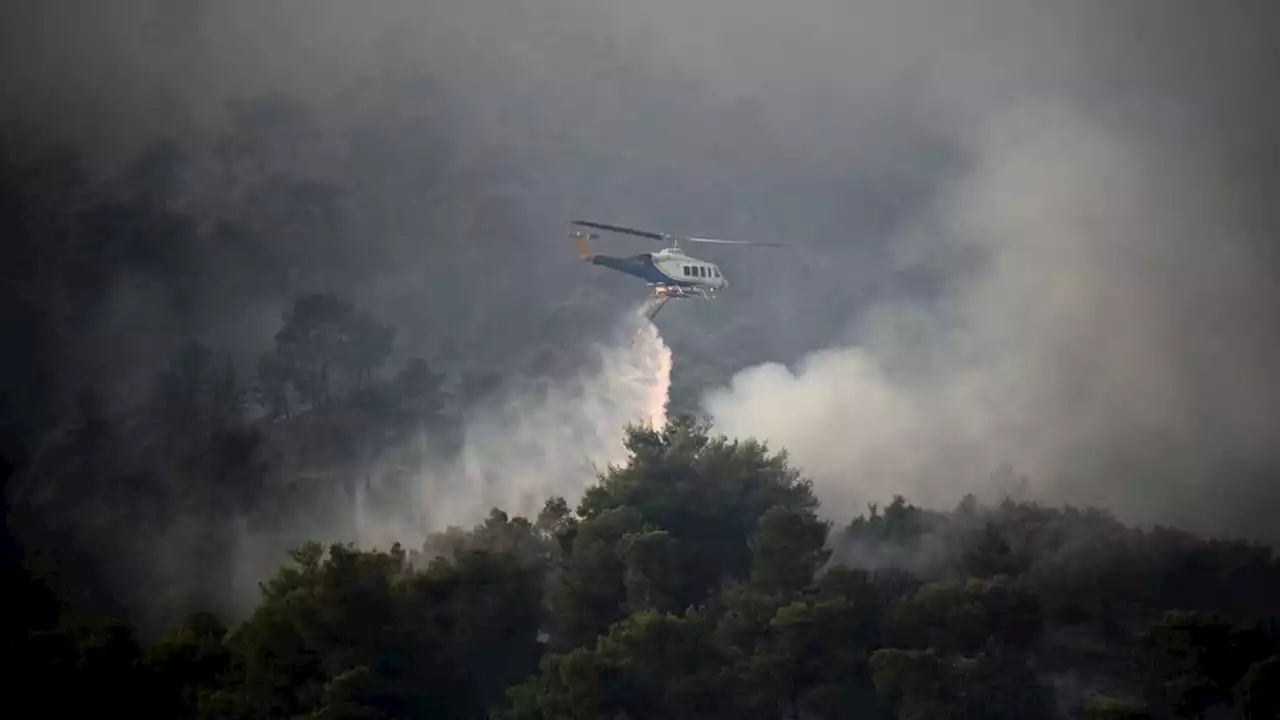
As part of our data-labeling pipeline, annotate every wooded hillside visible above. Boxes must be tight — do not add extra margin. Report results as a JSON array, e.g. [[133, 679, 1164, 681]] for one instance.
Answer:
[[7, 417, 1278, 719]]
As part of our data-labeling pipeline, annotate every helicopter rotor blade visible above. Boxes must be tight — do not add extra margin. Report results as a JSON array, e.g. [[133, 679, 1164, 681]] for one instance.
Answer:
[[572, 220, 780, 247], [571, 220, 667, 241], [686, 236, 781, 246]]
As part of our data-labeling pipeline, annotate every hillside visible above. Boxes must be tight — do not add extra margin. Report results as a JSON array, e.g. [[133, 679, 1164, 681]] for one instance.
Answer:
[[6, 417, 1279, 719]]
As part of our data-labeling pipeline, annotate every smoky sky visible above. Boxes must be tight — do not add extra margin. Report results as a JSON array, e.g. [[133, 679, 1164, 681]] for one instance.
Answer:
[[3, 1, 1279, 542]]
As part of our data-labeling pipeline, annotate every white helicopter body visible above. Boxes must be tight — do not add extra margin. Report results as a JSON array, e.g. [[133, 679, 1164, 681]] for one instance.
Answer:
[[568, 220, 775, 318]]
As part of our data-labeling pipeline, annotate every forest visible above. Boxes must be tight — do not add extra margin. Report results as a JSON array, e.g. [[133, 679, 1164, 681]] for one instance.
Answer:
[[5, 411, 1280, 719], [5, 4, 1280, 717], [2, 229, 1279, 718]]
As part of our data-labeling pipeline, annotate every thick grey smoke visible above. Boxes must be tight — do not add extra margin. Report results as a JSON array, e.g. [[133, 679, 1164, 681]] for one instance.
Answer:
[[4, 0, 1278, 597], [707, 100, 1280, 537], [354, 307, 671, 550], [703, 10, 1280, 541], [224, 306, 670, 608]]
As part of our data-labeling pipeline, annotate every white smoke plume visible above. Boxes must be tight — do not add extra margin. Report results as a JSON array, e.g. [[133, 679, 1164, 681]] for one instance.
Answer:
[[705, 101, 1280, 542], [353, 303, 672, 550]]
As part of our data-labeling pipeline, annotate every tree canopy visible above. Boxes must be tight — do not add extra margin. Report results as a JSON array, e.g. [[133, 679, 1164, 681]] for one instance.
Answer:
[[9, 412, 1280, 719]]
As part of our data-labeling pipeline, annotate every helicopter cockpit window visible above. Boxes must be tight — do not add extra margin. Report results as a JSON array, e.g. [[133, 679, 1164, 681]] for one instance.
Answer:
[[714, 268, 721, 277]]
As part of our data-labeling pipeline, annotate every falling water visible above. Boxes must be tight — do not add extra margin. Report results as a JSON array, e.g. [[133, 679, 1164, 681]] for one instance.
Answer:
[[351, 302, 672, 547]]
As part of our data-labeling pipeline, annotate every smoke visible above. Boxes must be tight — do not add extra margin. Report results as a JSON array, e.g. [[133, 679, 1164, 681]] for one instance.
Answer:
[[220, 304, 670, 614], [3, 0, 1279, 621], [705, 98, 1280, 542], [354, 303, 671, 550]]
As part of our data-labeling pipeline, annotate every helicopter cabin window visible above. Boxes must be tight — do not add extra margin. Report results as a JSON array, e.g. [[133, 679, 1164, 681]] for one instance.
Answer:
[[682, 265, 692, 277], [699, 266, 708, 277]]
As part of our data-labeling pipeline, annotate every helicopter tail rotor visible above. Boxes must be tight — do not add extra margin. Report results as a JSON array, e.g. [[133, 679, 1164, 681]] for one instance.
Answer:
[[569, 230, 595, 261]]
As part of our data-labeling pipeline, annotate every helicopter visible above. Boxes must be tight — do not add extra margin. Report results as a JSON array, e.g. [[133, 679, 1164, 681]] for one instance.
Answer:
[[568, 219, 779, 320]]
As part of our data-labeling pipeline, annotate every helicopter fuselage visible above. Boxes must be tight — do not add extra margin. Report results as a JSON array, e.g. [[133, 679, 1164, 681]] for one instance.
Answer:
[[568, 219, 777, 318], [569, 228, 727, 299], [590, 246, 726, 298]]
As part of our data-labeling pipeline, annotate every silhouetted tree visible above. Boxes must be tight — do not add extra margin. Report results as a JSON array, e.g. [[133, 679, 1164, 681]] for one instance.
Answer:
[[273, 292, 359, 409]]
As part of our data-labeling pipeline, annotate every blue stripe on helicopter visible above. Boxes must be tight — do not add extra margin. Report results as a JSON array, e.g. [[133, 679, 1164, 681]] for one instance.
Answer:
[[591, 254, 693, 286]]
